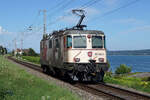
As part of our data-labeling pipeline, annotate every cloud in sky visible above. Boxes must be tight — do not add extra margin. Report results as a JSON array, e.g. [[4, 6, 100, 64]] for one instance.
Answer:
[[85, 7, 100, 17], [0, 26, 10, 34], [0, 26, 3, 34]]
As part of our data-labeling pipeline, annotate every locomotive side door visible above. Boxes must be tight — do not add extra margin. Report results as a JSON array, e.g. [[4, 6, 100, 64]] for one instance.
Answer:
[[54, 37, 61, 67], [55, 38, 59, 61]]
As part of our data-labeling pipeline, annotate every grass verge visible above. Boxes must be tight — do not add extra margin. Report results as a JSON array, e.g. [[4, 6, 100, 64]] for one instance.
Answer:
[[21, 56, 40, 64], [0, 55, 80, 100], [104, 73, 150, 93]]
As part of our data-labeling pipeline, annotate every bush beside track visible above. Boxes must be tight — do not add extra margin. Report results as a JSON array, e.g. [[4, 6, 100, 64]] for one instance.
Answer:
[[0, 55, 80, 100], [104, 73, 150, 93]]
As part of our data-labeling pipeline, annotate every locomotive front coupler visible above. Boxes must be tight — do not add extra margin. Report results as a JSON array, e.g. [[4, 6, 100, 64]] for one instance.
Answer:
[[89, 59, 101, 73], [89, 59, 96, 64]]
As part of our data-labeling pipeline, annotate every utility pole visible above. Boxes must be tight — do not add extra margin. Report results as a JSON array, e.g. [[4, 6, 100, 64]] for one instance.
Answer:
[[43, 9, 47, 34], [20, 32, 24, 50], [40, 9, 47, 34], [21, 38, 23, 50], [13, 38, 17, 51], [8, 42, 11, 52]]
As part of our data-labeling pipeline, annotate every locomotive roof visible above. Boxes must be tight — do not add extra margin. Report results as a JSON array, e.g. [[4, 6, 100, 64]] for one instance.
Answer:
[[42, 29, 105, 40], [64, 29, 104, 35]]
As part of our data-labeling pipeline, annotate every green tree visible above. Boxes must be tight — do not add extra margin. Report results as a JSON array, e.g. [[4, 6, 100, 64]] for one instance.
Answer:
[[28, 48, 38, 56], [22, 52, 27, 56], [0, 46, 5, 55], [3, 48, 7, 54], [11, 50, 14, 56], [0, 46, 3, 55]]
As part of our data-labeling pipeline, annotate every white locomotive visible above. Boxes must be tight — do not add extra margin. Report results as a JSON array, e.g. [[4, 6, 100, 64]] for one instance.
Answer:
[[40, 10, 109, 82]]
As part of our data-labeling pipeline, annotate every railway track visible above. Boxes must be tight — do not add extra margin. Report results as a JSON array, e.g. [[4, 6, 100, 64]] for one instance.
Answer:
[[77, 83, 150, 100], [7, 56, 150, 100]]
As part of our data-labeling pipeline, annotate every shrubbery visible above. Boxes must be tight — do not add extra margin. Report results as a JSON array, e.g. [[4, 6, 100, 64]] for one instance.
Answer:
[[0, 46, 7, 55], [107, 60, 111, 68], [27, 48, 38, 56], [115, 64, 131, 74]]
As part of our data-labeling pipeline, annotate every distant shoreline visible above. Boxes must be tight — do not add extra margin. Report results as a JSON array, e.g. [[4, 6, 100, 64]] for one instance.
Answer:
[[107, 49, 150, 56], [108, 55, 150, 56]]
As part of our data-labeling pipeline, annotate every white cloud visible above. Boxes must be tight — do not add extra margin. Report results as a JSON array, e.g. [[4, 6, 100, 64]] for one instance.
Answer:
[[0, 26, 10, 34], [85, 7, 100, 17], [0, 26, 3, 33]]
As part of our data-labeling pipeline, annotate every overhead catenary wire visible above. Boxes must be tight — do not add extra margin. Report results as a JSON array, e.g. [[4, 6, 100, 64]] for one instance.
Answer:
[[29, 0, 76, 34], [47, 0, 75, 20], [20, 0, 141, 35], [9, 0, 77, 51], [26, 0, 66, 31], [34, 12, 72, 34], [46, 0, 65, 12], [92, 0, 141, 22], [44, 0, 102, 31], [35, 0, 101, 32], [29, 11, 41, 28], [79, 0, 103, 9], [79, 0, 97, 9]]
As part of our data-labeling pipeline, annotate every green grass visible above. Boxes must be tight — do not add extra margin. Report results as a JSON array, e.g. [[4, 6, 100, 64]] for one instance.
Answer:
[[21, 56, 40, 64], [104, 73, 150, 93], [0, 55, 80, 100]]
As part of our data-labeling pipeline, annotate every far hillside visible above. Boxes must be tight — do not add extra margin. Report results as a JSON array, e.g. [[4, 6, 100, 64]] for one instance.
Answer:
[[107, 49, 150, 55]]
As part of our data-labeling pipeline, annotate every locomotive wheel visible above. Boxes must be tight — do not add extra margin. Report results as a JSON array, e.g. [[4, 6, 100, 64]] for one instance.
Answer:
[[77, 72, 84, 82], [41, 65, 46, 73], [92, 71, 104, 83], [43, 66, 47, 73], [42, 65, 50, 75], [64, 72, 74, 83]]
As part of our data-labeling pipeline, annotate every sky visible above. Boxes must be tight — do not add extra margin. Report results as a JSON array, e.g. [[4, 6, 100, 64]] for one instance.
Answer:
[[0, 0, 150, 53]]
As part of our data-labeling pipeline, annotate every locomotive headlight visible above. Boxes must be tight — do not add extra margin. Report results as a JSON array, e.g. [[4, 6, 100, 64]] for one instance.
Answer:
[[74, 58, 80, 62], [99, 58, 104, 62]]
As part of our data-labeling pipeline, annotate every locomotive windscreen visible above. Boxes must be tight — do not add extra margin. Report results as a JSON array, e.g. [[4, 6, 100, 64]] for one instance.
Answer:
[[92, 36, 103, 48], [73, 36, 86, 48]]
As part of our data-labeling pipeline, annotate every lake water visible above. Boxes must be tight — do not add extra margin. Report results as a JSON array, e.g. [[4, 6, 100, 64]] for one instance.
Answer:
[[107, 55, 150, 72]]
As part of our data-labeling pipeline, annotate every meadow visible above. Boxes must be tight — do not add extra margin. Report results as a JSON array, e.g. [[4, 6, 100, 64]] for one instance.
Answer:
[[0, 56, 80, 100], [22, 56, 40, 64]]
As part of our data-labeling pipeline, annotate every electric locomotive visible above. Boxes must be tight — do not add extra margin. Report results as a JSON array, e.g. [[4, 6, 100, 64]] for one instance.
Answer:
[[40, 9, 109, 82]]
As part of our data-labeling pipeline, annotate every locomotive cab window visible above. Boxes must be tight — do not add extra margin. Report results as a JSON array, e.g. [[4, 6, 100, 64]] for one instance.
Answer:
[[73, 36, 86, 48], [55, 39, 59, 48], [67, 35, 72, 48], [49, 40, 52, 48], [92, 36, 103, 48], [104, 36, 106, 48]]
